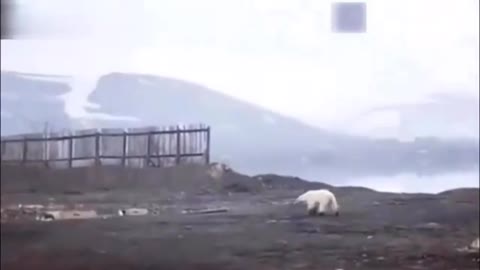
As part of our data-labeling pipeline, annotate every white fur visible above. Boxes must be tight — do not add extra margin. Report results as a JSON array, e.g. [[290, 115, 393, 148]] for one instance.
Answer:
[[471, 237, 479, 250], [294, 189, 339, 215]]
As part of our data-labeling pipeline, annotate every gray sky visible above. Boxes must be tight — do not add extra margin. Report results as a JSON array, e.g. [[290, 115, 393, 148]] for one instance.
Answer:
[[1, 0, 478, 130]]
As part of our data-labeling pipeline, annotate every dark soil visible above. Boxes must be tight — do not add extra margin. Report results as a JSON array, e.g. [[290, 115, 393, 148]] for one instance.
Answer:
[[1, 165, 479, 270]]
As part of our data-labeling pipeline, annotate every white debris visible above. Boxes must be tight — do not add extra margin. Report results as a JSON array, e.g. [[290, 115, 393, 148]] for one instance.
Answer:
[[118, 208, 149, 216], [415, 222, 443, 230], [181, 207, 229, 215], [20, 204, 45, 210], [37, 210, 98, 221]]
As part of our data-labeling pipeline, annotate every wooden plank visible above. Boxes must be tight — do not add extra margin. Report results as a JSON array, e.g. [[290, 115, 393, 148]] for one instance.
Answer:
[[0, 128, 209, 143], [94, 130, 100, 166], [126, 126, 153, 168], [121, 130, 127, 167], [175, 126, 181, 165], [43, 129, 49, 168], [99, 128, 124, 166], [21, 137, 27, 165], [205, 126, 211, 164], [72, 128, 96, 167], [159, 126, 167, 167], [68, 134, 73, 168], [0, 141, 4, 161], [182, 207, 229, 215], [146, 130, 152, 167]]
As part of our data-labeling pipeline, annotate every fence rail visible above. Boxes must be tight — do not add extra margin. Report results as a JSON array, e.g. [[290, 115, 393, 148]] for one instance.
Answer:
[[0, 124, 211, 168]]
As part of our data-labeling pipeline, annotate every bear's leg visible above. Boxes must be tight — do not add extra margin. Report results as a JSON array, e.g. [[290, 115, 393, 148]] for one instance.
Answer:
[[307, 202, 319, 216], [334, 211, 339, 216], [317, 202, 325, 216]]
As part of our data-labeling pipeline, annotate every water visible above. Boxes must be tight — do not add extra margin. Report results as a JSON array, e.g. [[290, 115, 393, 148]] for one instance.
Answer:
[[341, 170, 479, 194]]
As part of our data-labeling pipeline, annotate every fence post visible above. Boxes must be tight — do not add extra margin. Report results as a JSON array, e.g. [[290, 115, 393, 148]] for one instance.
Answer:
[[42, 122, 48, 168], [0, 141, 5, 162], [146, 131, 153, 167], [21, 137, 28, 166], [175, 126, 181, 165], [205, 126, 210, 165], [68, 134, 73, 168], [43, 130, 49, 168], [94, 130, 101, 166], [121, 130, 127, 167]]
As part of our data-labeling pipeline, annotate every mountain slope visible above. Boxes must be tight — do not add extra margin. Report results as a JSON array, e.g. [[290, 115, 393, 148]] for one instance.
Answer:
[[86, 73, 369, 171], [1, 71, 478, 177], [0, 71, 73, 135], [86, 73, 478, 174]]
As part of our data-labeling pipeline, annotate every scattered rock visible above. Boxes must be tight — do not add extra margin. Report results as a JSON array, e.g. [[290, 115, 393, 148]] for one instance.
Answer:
[[223, 183, 251, 193], [37, 212, 56, 221], [19, 204, 44, 215], [207, 162, 231, 180]]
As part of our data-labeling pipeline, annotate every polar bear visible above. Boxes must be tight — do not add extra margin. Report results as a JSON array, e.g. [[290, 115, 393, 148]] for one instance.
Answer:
[[471, 237, 479, 250], [294, 189, 339, 216]]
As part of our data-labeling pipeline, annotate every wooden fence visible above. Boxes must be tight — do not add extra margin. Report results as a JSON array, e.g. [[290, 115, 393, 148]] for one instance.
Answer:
[[0, 124, 211, 168]]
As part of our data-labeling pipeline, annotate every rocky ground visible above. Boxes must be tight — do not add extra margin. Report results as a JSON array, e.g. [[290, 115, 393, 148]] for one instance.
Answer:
[[1, 164, 479, 270]]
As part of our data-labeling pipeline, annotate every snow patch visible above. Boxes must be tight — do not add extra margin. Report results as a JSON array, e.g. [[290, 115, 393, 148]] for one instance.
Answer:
[[16, 74, 72, 84]]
